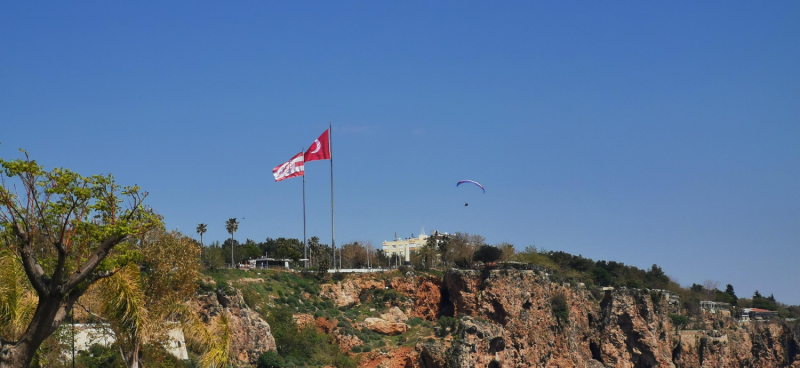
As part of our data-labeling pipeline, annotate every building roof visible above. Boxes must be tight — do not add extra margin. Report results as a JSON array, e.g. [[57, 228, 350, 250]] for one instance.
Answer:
[[748, 308, 775, 313]]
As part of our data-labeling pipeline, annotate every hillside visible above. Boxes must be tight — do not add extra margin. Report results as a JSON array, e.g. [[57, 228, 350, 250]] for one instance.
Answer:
[[194, 266, 800, 368]]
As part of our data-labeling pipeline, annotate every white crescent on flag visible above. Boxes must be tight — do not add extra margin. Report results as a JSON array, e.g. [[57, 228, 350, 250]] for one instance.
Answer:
[[310, 139, 321, 154], [273, 152, 305, 182]]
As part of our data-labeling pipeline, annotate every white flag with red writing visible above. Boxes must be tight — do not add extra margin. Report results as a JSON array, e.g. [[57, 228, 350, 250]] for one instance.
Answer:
[[273, 152, 305, 182]]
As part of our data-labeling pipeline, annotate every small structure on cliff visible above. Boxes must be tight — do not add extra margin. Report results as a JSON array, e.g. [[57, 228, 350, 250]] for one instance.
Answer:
[[738, 308, 779, 322], [700, 300, 731, 313]]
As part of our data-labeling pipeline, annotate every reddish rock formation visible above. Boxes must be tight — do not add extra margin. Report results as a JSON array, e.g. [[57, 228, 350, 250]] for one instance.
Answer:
[[334, 330, 363, 352], [433, 269, 800, 368], [319, 273, 444, 321], [319, 278, 385, 306], [293, 313, 315, 328], [393, 275, 443, 321], [363, 317, 410, 335], [316, 316, 337, 334], [360, 346, 417, 368], [191, 288, 277, 365]]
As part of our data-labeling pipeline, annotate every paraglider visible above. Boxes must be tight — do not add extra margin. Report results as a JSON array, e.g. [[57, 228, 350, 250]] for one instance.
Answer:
[[457, 180, 484, 207], [456, 180, 485, 193]]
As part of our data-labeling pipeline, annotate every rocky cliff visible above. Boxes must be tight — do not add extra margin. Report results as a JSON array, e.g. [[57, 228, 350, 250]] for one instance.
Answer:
[[191, 287, 277, 365], [324, 269, 799, 368], [423, 269, 800, 368]]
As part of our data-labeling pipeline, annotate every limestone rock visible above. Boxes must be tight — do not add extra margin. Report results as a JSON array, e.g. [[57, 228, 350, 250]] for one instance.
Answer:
[[380, 306, 409, 323], [364, 317, 409, 335], [191, 288, 276, 365]]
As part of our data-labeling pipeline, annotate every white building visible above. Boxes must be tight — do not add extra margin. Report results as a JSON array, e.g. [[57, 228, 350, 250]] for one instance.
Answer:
[[64, 323, 188, 360], [382, 230, 448, 263]]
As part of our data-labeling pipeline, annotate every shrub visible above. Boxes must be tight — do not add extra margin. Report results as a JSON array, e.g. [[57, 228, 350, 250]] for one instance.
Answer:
[[551, 292, 569, 327], [257, 351, 285, 368], [669, 314, 689, 332], [473, 245, 503, 264], [437, 317, 459, 336]]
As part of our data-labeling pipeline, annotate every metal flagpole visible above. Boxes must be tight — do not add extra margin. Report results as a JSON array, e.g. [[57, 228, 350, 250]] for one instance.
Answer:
[[330, 122, 336, 270], [303, 148, 307, 269]]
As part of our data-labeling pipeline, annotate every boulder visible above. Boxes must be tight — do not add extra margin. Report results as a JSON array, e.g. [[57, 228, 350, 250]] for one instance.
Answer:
[[364, 317, 409, 335], [380, 306, 409, 323]]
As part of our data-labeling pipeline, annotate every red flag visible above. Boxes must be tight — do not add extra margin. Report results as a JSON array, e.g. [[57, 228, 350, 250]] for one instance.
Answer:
[[273, 152, 304, 182], [304, 129, 331, 162]]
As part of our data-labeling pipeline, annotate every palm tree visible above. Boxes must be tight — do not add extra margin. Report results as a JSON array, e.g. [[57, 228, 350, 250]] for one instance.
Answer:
[[225, 218, 239, 268], [0, 251, 37, 342], [196, 223, 208, 247], [417, 243, 439, 270]]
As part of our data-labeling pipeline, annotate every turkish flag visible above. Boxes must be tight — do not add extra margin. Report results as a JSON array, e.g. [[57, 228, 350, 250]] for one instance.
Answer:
[[304, 129, 331, 162]]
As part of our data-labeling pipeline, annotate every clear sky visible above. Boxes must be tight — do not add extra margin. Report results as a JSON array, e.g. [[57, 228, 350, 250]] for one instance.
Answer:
[[1, 2, 798, 303]]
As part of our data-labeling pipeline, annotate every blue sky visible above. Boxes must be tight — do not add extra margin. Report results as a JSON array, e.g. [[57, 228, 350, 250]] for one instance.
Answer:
[[1, 2, 798, 303]]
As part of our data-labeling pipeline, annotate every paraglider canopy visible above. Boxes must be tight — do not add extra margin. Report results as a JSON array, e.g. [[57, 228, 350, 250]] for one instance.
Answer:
[[456, 180, 485, 193]]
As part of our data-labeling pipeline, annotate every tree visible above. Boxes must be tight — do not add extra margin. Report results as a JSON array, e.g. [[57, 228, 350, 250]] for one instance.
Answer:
[[473, 245, 503, 264], [725, 284, 738, 307], [429, 233, 450, 267], [242, 239, 262, 260], [202, 241, 225, 270], [196, 223, 207, 247], [448, 233, 478, 268], [0, 151, 159, 368], [257, 351, 285, 368], [340, 242, 367, 268], [88, 229, 201, 368], [496, 242, 515, 262], [702, 280, 719, 302], [225, 218, 239, 267], [416, 243, 438, 270]]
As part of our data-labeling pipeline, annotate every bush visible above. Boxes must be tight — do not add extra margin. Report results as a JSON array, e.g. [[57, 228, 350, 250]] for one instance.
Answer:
[[551, 292, 569, 327], [257, 351, 285, 368], [437, 317, 459, 336], [669, 314, 689, 332], [473, 245, 503, 264]]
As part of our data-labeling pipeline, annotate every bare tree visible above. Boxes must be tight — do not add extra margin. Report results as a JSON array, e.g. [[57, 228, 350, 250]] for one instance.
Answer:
[[703, 280, 720, 302]]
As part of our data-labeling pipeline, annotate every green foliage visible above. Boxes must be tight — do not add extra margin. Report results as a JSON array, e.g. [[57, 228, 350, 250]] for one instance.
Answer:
[[752, 291, 779, 311], [473, 245, 503, 264], [669, 314, 689, 331], [551, 292, 569, 327], [257, 351, 286, 368], [591, 267, 612, 287], [436, 317, 459, 337], [317, 258, 330, 279], [201, 242, 226, 270], [75, 344, 125, 368], [264, 305, 357, 367], [370, 288, 404, 305], [725, 284, 738, 307]]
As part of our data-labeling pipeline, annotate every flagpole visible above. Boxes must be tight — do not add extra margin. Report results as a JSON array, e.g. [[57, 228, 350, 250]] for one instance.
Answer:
[[303, 148, 307, 269], [329, 122, 337, 270]]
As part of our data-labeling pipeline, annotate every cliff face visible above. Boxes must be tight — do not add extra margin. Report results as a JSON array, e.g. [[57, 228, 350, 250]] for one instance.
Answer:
[[423, 269, 800, 368], [191, 288, 277, 365]]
